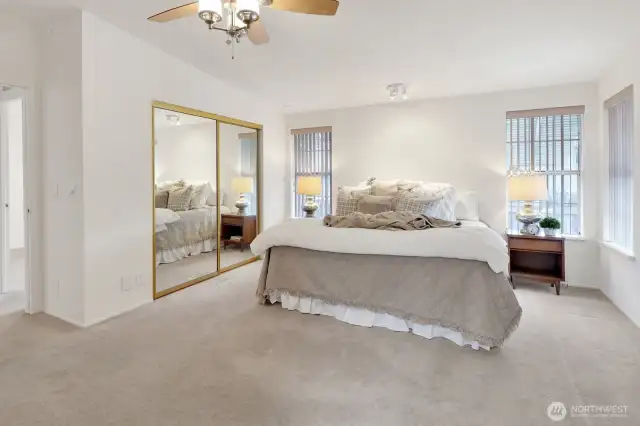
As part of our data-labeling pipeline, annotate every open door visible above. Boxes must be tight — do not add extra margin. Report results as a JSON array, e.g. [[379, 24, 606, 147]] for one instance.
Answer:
[[0, 85, 28, 313]]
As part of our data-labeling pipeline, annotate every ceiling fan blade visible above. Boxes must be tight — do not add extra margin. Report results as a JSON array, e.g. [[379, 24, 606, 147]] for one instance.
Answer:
[[248, 20, 270, 45], [148, 2, 199, 23], [268, 0, 339, 16]]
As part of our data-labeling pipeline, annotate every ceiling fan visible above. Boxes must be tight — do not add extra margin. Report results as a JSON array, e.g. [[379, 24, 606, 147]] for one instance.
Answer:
[[148, 0, 339, 56]]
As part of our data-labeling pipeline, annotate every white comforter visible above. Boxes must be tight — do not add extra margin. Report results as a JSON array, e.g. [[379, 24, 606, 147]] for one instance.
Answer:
[[251, 219, 509, 274]]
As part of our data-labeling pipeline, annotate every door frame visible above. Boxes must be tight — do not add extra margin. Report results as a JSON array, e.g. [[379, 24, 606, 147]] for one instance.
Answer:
[[0, 85, 31, 312]]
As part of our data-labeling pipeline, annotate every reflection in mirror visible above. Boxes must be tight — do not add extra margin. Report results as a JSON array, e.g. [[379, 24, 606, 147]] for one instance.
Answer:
[[153, 106, 220, 296], [219, 123, 259, 270]]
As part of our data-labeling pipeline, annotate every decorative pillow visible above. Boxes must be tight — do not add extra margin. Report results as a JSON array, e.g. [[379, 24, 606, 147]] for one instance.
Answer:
[[371, 179, 401, 196], [455, 190, 480, 221], [188, 181, 210, 209], [336, 185, 373, 216], [336, 196, 360, 216], [396, 192, 456, 221], [357, 195, 395, 214], [155, 190, 169, 209], [157, 180, 185, 192], [338, 185, 373, 198], [167, 185, 194, 212], [406, 183, 456, 221], [398, 179, 423, 193]]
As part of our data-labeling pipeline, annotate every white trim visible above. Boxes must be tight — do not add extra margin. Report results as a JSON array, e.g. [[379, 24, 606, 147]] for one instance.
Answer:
[[600, 240, 636, 260], [561, 234, 587, 241]]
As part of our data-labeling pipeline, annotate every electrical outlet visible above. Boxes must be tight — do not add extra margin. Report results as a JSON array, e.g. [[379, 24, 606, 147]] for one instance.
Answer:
[[121, 277, 133, 292]]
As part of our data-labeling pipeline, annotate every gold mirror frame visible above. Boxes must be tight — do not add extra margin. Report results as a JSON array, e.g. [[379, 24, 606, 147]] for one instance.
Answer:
[[152, 101, 263, 300]]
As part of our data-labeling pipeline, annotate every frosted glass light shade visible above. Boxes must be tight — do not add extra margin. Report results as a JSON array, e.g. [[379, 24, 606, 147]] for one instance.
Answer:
[[297, 176, 322, 196], [235, 0, 260, 22], [508, 174, 548, 201], [232, 177, 254, 194], [199, 0, 223, 21]]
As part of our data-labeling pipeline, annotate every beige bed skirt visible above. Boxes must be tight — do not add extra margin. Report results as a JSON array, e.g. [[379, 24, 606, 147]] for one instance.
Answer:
[[257, 247, 522, 348]]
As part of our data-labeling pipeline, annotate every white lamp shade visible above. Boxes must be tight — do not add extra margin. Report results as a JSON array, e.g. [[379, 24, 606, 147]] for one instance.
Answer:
[[508, 174, 548, 201], [297, 176, 322, 196], [232, 177, 254, 194], [199, 0, 224, 17]]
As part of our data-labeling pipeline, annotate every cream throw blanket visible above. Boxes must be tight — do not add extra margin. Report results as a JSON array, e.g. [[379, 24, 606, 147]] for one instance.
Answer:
[[323, 211, 461, 231]]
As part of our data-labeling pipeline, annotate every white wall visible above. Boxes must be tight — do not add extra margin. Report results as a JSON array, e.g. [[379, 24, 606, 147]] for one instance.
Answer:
[[81, 12, 287, 325], [155, 122, 217, 185], [286, 83, 601, 288], [41, 9, 85, 325], [597, 48, 640, 328], [0, 10, 44, 313]]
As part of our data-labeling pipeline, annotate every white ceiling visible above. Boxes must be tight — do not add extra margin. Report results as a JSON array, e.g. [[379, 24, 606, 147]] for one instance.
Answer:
[[4, 0, 640, 112]]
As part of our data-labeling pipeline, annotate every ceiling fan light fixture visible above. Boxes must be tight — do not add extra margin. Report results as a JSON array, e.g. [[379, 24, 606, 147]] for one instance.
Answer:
[[235, 0, 261, 23], [199, 0, 224, 24]]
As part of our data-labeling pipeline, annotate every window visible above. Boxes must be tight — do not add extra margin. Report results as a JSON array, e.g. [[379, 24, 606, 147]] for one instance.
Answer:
[[292, 127, 332, 218], [239, 133, 257, 215], [506, 106, 584, 235], [605, 86, 634, 252]]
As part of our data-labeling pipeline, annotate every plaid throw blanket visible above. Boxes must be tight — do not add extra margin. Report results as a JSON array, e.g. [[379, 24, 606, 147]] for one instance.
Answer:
[[323, 211, 461, 231]]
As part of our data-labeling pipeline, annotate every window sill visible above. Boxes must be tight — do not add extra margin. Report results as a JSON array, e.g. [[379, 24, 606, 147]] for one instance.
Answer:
[[561, 234, 586, 241], [600, 241, 636, 260]]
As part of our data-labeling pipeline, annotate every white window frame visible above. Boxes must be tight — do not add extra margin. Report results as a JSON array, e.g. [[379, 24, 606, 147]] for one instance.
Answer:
[[506, 106, 585, 236], [603, 85, 634, 256]]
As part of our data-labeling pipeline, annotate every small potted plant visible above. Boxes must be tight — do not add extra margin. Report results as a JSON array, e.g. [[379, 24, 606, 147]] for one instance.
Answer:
[[539, 217, 561, 237]]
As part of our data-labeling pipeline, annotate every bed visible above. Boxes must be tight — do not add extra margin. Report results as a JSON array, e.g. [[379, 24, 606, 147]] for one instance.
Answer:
[[251, 219, 522, 350], [156, 205, 231, 265]]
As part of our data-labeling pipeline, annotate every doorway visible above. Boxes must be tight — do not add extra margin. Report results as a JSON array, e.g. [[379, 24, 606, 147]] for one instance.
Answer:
[[0, 85, 28, 315]]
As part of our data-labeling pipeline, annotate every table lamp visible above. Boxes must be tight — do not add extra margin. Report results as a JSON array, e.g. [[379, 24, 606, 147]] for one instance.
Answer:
[[232, 177, 254, 215], [508, 173, 548, 235], [297, 176, 322, 218]]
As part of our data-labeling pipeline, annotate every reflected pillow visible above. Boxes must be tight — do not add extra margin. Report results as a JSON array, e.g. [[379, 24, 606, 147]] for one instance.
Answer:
[[155, 190, 169, 209], [157, 180, 185, 192], [167, 185, 194, 212], [189, 182, 210, 209]]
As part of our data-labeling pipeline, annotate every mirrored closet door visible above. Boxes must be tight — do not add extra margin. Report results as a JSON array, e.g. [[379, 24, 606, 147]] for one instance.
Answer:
[[153, 103, 219, 297], [218, 122, 260, 270], [152, 101, 262, 299]]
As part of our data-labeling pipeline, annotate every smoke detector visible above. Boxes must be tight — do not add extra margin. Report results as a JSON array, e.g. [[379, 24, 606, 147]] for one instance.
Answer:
[[387, 83, 407, 100]]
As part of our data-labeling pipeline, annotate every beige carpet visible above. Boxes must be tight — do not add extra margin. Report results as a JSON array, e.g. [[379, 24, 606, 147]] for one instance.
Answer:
[[1, 262, 639, 426], [156, 250, 255, 293]]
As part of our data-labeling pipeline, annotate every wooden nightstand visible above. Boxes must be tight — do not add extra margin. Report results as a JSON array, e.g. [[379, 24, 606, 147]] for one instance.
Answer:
[[507, 232, 565, 295], [221, 214, 257, 252]]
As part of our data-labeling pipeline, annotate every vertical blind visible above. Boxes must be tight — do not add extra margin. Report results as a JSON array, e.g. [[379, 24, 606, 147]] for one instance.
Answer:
[[605, 86, 634, 252], [506, 106, 584, 235], [240, 135, 257, 215], [292, 127, 332, 218]]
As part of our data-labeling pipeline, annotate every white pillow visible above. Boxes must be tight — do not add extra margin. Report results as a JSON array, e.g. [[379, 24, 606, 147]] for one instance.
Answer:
[[455, 191, 480, 221], [156, 208, 180, 226], [372, 179, 401, 196], [188, 181, 210, 209]]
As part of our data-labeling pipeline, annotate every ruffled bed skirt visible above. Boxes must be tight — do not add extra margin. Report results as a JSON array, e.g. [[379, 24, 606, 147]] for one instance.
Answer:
[[156, 239, 217, 266], [268, 291, 491, 351]]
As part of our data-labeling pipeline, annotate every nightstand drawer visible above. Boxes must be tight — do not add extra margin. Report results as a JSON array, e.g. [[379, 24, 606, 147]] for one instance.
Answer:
[[510, 238, 563, 253], [222, 216, 244, 227]]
